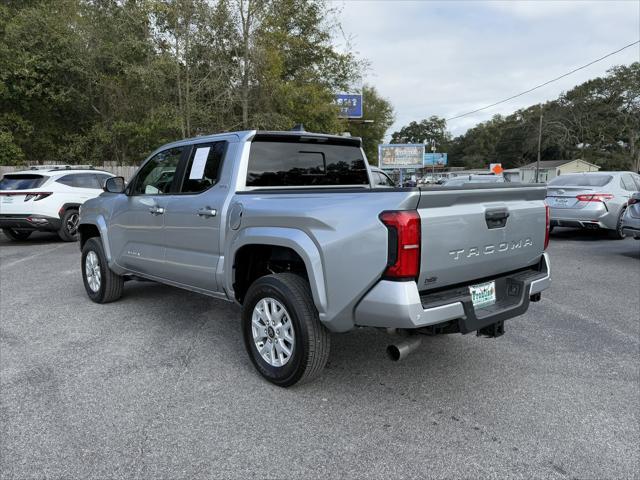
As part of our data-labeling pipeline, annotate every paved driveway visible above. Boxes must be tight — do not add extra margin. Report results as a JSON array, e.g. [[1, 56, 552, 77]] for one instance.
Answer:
[[1, 230, 638, 479]]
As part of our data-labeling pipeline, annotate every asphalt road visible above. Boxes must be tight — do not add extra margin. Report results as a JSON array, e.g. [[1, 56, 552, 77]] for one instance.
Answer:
[[1, 229, 639, 479]]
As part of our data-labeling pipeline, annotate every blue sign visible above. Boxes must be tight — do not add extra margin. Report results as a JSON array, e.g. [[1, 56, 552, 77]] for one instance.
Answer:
[[336, 93, 363, 118], [424, 153, 448, 166]]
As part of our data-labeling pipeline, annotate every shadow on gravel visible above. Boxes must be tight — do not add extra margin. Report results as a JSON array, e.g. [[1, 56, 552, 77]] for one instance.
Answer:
[[0, 231, 65, 246]]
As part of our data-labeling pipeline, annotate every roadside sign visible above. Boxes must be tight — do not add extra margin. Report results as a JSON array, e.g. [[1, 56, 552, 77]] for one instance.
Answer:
[[379, 144, 425, 169], [336, 94, 363, 118], [424, 153, 448, 166], [490, 163, 504, 174]]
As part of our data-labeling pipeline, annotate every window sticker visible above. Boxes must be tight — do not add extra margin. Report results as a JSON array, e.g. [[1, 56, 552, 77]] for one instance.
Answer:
[[189, 147, 210, 180]]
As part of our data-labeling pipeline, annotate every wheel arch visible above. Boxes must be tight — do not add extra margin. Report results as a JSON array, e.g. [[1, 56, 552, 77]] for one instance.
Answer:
[[226, 227, 327, 315]]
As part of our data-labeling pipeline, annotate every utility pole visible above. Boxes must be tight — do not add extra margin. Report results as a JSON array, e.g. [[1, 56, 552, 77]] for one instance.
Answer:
[[536, 104, 543, 183]]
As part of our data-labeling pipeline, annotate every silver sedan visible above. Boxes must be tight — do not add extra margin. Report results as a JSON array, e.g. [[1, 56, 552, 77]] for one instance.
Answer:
[[546, 171, 640, 239], [621, 191, 640, 239]]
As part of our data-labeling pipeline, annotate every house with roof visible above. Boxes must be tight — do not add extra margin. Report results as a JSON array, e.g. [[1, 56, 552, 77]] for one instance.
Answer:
[[518, 159, 600, 183]]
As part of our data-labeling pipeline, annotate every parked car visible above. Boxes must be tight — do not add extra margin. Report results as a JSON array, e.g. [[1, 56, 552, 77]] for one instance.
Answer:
[[442, 174, 505, 187], [546, 171, 640, 238], [621, 191, 640, 239], [0, 167, 114, 241], [78, 130, 550, 386], [369, 166, 395, 187]]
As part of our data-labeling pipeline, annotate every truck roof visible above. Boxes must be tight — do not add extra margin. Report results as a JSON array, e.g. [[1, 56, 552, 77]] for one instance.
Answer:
[[159, 130, 363, 151]]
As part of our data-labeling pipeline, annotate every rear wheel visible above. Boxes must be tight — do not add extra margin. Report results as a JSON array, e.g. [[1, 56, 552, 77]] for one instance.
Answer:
[[58, 209, 80, 242], [2, 228, 32, 241], [610, 208, 627, 240], [242, 273, 330, 387], [81, 237, 124, 303]]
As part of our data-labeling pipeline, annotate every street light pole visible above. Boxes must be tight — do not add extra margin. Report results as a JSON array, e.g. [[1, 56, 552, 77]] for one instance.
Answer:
[[536, 105, 543, 183]]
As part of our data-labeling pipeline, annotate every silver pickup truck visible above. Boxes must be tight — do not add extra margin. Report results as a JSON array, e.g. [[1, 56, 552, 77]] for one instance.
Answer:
[[78, 130, 551, 386]]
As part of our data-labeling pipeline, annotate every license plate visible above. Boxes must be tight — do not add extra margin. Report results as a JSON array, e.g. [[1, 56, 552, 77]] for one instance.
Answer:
[[469, 280, 496, 308], [553, 197, 569, 206], [1, 196, 13, 204]]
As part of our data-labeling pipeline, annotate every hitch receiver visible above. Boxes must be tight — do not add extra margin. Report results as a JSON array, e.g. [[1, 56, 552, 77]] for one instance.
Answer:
[[477, 321, 505, 338]]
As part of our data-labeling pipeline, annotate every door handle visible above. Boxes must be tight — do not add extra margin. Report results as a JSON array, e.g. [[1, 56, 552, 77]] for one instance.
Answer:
[[148, 206, 165, 215], [197, 207, 217, 218]]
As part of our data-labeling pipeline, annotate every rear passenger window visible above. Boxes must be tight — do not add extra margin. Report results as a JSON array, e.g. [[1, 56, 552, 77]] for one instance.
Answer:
[[180, 141, 227, 193], [621, 174, 637, 191], [57, 174, 101, 189]]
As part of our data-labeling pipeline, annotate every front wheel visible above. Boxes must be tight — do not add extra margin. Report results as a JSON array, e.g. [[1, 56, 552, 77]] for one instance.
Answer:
[[242, 273, 330, 387], [2, 228, 32, 241], [81, 237, 124, 303]]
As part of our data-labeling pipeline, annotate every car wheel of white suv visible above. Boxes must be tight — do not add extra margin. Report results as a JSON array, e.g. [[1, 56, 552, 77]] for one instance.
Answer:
[[58, 209, 80, 242]]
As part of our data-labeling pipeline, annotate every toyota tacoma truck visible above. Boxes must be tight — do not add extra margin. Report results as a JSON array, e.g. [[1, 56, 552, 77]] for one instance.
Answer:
[[78, 130, 551, 386]]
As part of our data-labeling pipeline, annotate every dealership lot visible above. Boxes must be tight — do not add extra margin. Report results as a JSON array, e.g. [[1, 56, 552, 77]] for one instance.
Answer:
[[1, 231, 638, 479]]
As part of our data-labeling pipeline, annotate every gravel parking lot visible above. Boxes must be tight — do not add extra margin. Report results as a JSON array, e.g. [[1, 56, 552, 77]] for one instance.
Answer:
[[1, 230, 639, 479]]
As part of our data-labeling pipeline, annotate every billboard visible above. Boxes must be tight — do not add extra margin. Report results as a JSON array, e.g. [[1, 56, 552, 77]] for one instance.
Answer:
[[336, 93, 363, 118], [423, 153, 448, 166], [378, 144, 425, 169]]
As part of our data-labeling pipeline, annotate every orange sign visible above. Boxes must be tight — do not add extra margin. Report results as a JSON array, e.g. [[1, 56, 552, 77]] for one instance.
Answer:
[[490, 164, 504, 174]]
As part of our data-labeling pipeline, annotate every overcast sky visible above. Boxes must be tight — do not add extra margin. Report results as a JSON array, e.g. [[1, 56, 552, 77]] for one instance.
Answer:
[[333, 0, 640, 138]]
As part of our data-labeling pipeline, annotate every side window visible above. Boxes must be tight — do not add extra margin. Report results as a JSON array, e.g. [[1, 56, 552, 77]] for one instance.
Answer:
[[180, 141, 227, 193], [56, 174, 100, 189], [131, 147, 184, 195], [376, 171, 394, 187], [95, 174, 112, 188], [74, 174, 101, 189], [620, 174, 636, 191], [56, 175, 75, 187]]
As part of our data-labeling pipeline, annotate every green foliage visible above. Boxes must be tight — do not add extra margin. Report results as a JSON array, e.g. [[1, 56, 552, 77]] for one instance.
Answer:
[[396, 63, 639, 171], [0, 0, 373, 166]]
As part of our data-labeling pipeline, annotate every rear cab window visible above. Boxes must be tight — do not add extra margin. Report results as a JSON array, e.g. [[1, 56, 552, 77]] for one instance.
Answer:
[[0, 174, 46, 190], [548, 174, 612, 187], [246, 135, 369, 187]]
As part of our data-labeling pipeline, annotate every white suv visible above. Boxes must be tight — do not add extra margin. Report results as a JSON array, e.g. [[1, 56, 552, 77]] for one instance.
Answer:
[[0, 167, 114, 241]]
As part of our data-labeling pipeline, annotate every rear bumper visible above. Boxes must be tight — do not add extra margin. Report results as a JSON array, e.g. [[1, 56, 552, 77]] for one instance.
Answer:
[[550, 205, 616, 229], [354, 253, 550, 331], [0, 215, 61, 231]]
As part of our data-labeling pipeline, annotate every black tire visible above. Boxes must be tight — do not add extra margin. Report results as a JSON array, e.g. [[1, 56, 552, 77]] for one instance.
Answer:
[[609, 208, 627, 240], [242, 273, 330, 387], [2, 228, 32, 241], [58, 209, 80, 242], [81, 237, 124, 303]]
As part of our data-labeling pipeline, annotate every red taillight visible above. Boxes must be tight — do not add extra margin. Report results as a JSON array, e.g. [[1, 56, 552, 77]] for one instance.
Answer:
[[544, 205, 550, 250], [576, 193, 614, 202], [379, 210, 421, 280]]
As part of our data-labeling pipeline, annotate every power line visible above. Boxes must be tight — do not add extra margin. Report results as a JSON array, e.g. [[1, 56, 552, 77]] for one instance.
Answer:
[[446, 40, 640, 121]]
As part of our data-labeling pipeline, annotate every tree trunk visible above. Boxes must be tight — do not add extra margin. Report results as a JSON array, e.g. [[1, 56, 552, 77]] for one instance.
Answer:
[[240, 0, 252, 129]]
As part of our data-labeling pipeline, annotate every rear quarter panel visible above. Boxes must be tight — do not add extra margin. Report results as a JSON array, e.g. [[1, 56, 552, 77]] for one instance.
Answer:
[[226, 189, 420, 332]]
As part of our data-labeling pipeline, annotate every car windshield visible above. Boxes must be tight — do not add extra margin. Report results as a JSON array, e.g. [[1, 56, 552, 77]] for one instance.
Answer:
[[548, 174, 612, 187], [0, 174, 46, 190]]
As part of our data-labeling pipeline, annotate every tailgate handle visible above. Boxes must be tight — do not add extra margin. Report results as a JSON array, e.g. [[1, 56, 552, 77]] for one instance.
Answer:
[[485, 208, 509, 229]]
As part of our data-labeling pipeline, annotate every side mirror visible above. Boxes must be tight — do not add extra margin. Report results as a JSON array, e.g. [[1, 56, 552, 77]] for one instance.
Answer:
[[104, 176, 126, 193]]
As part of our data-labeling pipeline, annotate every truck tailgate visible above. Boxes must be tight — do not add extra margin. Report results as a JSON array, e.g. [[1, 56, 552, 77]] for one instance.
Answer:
[[417, 184, 547, 291]]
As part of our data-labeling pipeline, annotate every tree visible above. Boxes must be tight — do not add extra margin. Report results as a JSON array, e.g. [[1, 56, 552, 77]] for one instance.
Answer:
[[390, 116, 451, 146]]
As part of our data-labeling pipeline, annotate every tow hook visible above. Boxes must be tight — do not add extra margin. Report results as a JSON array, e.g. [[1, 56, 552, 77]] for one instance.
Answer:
[[530, 292, 541, 302]]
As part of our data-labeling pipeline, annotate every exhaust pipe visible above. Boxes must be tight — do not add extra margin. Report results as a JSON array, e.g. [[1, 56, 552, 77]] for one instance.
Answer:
[[386, 336, 422, 361]]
